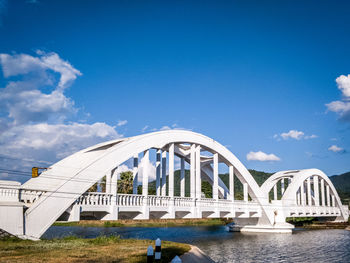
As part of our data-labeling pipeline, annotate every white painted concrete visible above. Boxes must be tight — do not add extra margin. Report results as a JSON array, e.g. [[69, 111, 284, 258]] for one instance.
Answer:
[[0, 130, 348, 240]]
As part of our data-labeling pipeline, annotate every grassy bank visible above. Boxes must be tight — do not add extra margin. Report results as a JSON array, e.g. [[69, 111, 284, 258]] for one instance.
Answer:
[[53, 218, 232, 228], [286, 217, 349, 229], [0, 236, 190, 263]]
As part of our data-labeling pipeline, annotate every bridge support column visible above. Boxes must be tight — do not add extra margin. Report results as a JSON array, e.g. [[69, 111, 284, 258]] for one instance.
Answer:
[[296, 189, 300, 205], [156, 150, 161, 196], [168, 144, 175, 219], [161, 151, 167, 196], [321, 178, 325, 206], [273, 184, 277, 201], [213, 153, 218, 200], [326, 185, 330, 207], [314, 176, 319, 206], [230, 218, 294, 233], [243, 183, 248, 202], [301, 182, 305, 206], [190, 144, 196, 199], [229, 166, 234, 201], [281, 179, 285, 195], [195, 145, 202, 218], [133, 154, 138, 195], [67, 204, 80, 222], [169, 144, 174, 197], [195, 145, 201, 200], [142, 206, 150, 220], [142, 150, 149, 196], [101, 206, 118, 221], [180, 158, 185, 197], [110, 168, 118, 206], [307, 177, 312, 206]]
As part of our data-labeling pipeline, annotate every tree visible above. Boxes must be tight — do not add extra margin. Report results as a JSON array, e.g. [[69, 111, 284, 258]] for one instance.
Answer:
[[88, 176, 106, 192], [117, 171, 134, 194]]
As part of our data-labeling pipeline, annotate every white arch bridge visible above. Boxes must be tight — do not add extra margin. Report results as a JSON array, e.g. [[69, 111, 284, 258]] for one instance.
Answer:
[[0, 130, 348, 240]]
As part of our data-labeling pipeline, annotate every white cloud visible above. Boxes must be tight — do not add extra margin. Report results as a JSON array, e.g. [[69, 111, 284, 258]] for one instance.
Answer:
[[158, 124, 191, 132], [117, 120, 127, 127], [281, 130, 304, 140], [336, 74, 350, 98], [160, 125, 171, 131], [0, 51, 123, 181], [328, 145, 344, 153], [326, 74, 350, 122], [141, 125, 149, 132], [246, 151, 281, 162], [114, 164, 130, 179], [274, 130, 317, 141], [0, 51, 81, 90], [0, 51, 82, 125]]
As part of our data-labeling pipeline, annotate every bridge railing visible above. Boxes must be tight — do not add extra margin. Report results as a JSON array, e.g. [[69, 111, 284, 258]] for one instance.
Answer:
[[199, 198, 215, 207], [0, 181, 47, 205], [174, 197, 194, 207], [0, 185, 20, 202], [20, 189, 46, 205], [117, 194, 144, 206], [77, 192, 112, 206], [77, 192, 261, 210], [148, 195, 171, 207]]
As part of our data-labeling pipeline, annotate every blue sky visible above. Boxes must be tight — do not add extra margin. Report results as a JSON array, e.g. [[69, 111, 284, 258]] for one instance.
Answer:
[[0, 0, 349, 180]]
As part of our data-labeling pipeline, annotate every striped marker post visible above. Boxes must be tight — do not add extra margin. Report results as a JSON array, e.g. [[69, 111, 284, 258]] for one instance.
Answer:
[[155, 238, 161, 261], [147, 245, 154, 263]]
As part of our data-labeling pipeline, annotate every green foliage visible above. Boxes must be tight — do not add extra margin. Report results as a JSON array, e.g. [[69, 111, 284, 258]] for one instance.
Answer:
[[88, 182, 98, 192], [201, 181, 212, 198], [88, 176, 106, 192], [286, 217, 315, 224], [117, 171, 134, 194]]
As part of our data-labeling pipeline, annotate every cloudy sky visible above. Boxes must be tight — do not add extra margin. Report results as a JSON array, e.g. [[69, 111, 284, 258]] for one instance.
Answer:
[[0, 0, 349, 182]]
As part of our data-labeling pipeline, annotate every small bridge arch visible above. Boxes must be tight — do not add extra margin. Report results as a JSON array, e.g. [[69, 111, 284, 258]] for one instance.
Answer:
[[261, 169, 349, 222]]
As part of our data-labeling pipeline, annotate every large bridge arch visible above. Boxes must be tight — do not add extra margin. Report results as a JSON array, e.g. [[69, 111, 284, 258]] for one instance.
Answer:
[[21, 130, 273, 239]]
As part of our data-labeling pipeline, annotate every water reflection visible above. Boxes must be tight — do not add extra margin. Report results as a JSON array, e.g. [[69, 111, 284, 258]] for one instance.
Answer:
[[43, 226, 350, 263]]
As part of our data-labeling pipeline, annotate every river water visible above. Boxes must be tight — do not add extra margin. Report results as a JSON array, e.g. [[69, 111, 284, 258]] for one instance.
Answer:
[[43, 225, 350, 263]]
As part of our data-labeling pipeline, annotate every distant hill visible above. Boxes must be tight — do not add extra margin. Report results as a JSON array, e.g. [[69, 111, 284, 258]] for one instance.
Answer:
[[330, 171, 350, 204]]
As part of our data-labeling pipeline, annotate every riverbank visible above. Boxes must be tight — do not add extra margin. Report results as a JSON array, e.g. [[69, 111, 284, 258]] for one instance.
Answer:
[[287, 217, 350, 229], [300, 222, 349, 229], [0, 236, 190, 263], [53, 218, 231, 228]]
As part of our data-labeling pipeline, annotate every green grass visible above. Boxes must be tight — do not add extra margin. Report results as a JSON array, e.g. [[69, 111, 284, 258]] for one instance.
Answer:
[[0, 236, 190, 263]]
